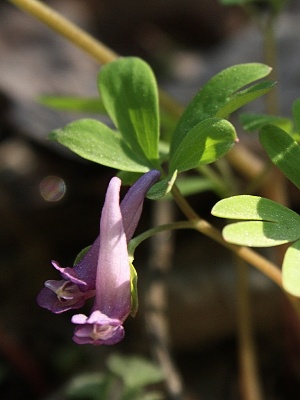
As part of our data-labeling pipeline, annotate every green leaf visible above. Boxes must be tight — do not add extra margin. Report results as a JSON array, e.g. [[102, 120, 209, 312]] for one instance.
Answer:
[[223, 220, 298, 247], [212, 195, 300, 247], [49, 119, 151, 172], [212, 195, 298, 222], [149, 175, 221, 200], [282, 239, 300, 297], [220, 0, 287, 13], [139, 392, 164, 400], [240, 112, 292, 133], [107, 354, 164, 389], [158, 140, 170, 162], [130, 260, 138, 317], [147, 170, 178, 200], [65, 372, 110, 400], [215, 81, 275, 118], [169, 118, 237, 173], [117, 171, 143, 186], [259, 125, 300, 189], [73, 245, 91, 265], [99, 57, 159, 162], [171, 63, 272, 154], [172, 176, 215, 197], [38, 95, 107, 114], [220, 0, 250, 4]]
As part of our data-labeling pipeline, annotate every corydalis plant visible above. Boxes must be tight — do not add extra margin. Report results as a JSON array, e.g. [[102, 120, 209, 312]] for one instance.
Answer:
[[37, 170, 160, 344]]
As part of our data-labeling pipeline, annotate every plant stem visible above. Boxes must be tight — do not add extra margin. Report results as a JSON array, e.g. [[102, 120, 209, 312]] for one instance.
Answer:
[[145, 200, 186, 400], [130, 202, 282, 291], [171, 185, 300, 318], [236, 259, 264, 400], [262, 13, 280, 116], [226, 145, 266, 182], [171, 184, 282, 288], [8, 0, 182, 119], [8, 0, 118, 63], [128, 221, 194, 256], [197, 164, 231, 198]]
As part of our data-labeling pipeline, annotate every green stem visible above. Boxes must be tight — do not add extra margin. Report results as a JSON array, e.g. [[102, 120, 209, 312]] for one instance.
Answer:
[[170, 185, 283, 288], [8, 0, 118, 63], [128, 220, 195, 257], [8, 0, 182, 120], [236, 259, 264, 400], [242, 3, 280, 115], [197, 164, 232, 198], [145, 199, 186, 400], [130, 184, 283, 289], [217, 157, 240, 194], [263, 14, 280, 115]]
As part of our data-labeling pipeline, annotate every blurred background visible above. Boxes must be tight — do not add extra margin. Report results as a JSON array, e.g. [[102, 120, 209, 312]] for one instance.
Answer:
[[0, 0, 300, 398]]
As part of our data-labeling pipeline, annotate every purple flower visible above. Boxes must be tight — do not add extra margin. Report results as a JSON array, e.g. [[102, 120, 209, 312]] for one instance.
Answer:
[[72, 177, 131, 345], [37, 170, 160, 315]]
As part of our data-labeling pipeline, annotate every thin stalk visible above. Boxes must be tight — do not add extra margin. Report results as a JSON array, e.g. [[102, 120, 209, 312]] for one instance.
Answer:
[[8, 0, 182, 119], [260, 7, 300, 383], [145, 200, 187, 400], [236, 259, 264, 400], [128, 221, 194, 256], [244, 161, 273, 195], [226, 145, 266, 182], [215, 157, 239, 195], [171, 184, 300, 317], [171, 184, 282, 288], [197, 164, 232, 198], [130, 204, 283, 291], [8, 0, 118, 63], [262, 13, 280, 116]]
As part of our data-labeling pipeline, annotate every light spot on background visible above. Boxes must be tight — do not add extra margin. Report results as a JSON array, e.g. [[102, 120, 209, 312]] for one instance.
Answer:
[[39, 175, 66, 202]]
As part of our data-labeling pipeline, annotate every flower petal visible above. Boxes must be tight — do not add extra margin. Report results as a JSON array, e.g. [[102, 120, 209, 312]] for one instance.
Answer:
[[37, 280, 95, 313], [72, 310, 124, 345], [95, 177, 131, 320], [37, 286, 84, 313], [52, 236, 101, 290], [120, 170, 160, 241]]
